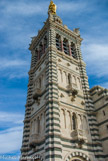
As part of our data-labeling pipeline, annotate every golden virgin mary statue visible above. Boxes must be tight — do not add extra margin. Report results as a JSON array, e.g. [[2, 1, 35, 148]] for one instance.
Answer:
[[48, 0, 57, 14]]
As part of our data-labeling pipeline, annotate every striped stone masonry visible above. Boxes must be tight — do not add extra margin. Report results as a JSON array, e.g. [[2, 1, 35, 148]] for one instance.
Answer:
[[20, 7, 106, 161]]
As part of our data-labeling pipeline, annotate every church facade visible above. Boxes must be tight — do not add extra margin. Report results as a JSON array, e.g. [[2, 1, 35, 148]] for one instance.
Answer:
[[20, 1, 108, 161]]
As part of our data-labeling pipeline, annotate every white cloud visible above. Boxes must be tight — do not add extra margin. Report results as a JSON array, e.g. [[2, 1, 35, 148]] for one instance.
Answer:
[[0, 59, 28, 69], [0, 111, 23, 124], [82, 43, 108, 77], [58, 1, 87, 13], [9, 72, 28, 79], [0, 58, 29, 79], [83, 43, 108, 61], [100, 82, 108, 89], [1, 1, 48, 16], [0, 111, 23, 154], [0, 126, 23, 154]]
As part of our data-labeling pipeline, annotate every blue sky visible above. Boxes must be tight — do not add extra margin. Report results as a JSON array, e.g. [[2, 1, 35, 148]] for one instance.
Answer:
[[0, 0, 108, 160]]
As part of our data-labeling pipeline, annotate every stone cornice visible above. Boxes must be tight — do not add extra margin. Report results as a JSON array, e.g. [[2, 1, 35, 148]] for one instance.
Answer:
[[90, 85, 106, 93]]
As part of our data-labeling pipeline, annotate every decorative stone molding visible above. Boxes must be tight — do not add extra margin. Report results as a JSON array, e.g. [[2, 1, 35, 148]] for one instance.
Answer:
[[65, 151, 91, 161], [33, 154, 43, 161], [58, 58, 62, 62], [67, 63, 70, 66], [29, 134, 45, 148], [81, 101, 85, 105], [60, 93, 64, 98], [71, 129, 83, 139]]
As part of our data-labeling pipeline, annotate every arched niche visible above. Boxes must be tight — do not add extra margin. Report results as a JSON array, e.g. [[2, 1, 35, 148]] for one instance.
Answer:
[[72, 113, 77, 130], [68, 73, 72, 85], [58, 69, 62, 82], [66, 111, 71, 130], [61, 109, 66, 129]]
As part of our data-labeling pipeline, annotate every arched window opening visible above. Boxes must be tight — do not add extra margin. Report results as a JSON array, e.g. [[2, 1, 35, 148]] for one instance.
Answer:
[[39, 42, 43, 59], [72, 113, 77, 130], [67, 111, 71, 130], [56, 34, 61, 51], [103, 110, 105, 116], [35, 49, 38, 59], [71, 42, 77, 59], [68, 73, 71, 85], [58, 69, 62, 82], [34, 49, 38, 63], [83, 116, 88, 132], [63, 38, 69, 55], [31, 49, 38, 68], [61, 109, 66, 129], [44, 35, 47, 50], [78, 114, 82, 130], [72, 75, 76, 84], [37, 117, 40, 134], [63, 71, 66, 83]]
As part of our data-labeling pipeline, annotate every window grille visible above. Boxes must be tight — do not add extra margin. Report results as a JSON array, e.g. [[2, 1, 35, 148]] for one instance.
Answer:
[[71, 42, 77, 59], [56, 34, 61, 51], [63, 38, 69, 55]]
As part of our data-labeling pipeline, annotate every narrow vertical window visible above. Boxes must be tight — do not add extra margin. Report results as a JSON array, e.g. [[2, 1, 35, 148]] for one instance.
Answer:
[[44, 36, 47, 50], [68, 73, 71, 85], [72, 113, 77, 130], [71, 42, 77, 59], [63, 38, 69, 55], [56, 34, 61, 51], [37, 117, 40, 134], [103, 110, 105, 116], [35, 49, 38, 63], [39, 42, 43, 58], [106, 125, 108, 133]]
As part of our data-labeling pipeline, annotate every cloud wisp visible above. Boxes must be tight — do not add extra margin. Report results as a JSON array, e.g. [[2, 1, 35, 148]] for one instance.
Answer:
[[0, 126, 23, 154], [0, 58, 29, 79], [0, 111, 23, 125], [0, 59, 28, 69], [0, 111, 23, 154], [82, 42, 108, 77], [0, 1, 48, 16]]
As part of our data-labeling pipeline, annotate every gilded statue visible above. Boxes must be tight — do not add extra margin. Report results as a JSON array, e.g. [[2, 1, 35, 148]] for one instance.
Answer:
[[48, 0, 56, 14]]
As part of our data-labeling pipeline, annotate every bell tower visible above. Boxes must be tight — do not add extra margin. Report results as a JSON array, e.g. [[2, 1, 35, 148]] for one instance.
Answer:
[[21, 1, 104, 161]]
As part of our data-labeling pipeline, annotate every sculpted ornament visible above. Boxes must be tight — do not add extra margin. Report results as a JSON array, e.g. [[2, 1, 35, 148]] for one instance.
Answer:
[[48, 0, 56, 15]]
